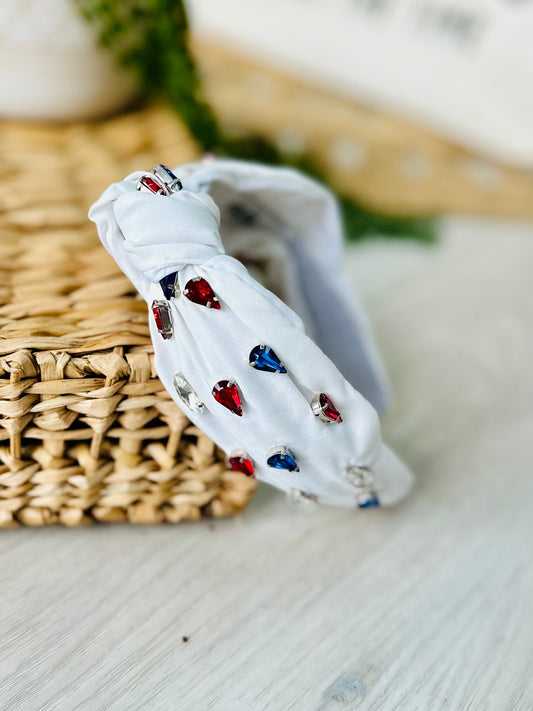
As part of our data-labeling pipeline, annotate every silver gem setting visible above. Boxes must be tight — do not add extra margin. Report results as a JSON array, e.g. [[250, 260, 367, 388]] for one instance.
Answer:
[[136, 165, 183, 196], [152, 164, 183, 194]]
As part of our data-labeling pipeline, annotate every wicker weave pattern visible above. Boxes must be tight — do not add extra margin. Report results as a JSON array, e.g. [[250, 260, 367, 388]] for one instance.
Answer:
[[0, 108, 256, 527]]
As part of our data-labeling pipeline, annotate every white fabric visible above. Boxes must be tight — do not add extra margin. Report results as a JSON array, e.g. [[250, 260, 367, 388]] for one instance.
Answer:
[[89, 159, 413, 507]]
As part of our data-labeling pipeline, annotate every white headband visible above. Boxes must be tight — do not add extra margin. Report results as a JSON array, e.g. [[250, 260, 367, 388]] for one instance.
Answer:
[[89, 159, 413, 509]]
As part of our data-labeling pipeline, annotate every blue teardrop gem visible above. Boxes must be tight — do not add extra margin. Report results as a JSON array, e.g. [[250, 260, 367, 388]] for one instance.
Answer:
[[267, 448, 299, 472], [249, 345, 287, 373], [160, 272, 179, 299], [358, 494, 380, 509]]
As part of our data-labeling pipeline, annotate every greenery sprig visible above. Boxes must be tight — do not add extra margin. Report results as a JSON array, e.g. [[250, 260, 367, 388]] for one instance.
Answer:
[[74, 0, 434, 242]]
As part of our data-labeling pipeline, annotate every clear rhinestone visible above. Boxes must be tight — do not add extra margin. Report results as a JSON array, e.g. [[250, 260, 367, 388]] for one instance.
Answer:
[[173, 372, 204, 414], [346, 465, 375, 490], [287, 488, 318, 508]]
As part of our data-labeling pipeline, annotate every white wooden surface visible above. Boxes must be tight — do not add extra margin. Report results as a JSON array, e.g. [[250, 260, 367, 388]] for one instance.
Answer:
[[1, 218, 532, 711]]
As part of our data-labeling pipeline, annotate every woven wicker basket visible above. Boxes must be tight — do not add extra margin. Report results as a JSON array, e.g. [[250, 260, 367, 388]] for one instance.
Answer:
[[0, 108, 257, 527]]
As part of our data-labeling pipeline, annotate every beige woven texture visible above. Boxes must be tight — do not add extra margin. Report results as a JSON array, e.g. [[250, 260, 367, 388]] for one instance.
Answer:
[[0, 108, 256, 527]]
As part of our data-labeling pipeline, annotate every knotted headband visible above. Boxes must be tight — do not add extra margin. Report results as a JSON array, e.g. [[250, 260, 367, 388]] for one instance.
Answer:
[[89, 159, 413, 509]]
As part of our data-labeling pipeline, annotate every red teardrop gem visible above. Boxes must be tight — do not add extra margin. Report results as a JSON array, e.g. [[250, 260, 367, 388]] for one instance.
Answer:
[[184, 277, 220, 309], [319, 393, 343, 423], [212, 380, 242, 416], [139, 175, 165, 194], [227, 454, 254, 477]]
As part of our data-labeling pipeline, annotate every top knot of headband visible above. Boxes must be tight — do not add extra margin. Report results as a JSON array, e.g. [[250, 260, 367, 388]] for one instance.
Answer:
[[89, 158, 413, 509]]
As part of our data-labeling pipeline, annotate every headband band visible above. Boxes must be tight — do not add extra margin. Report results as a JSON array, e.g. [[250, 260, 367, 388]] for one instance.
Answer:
[[89, 159, 413, 509]]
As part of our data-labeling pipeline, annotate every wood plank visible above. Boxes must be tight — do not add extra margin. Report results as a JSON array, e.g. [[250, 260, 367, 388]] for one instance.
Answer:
[[0, 218, 532, 711]]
